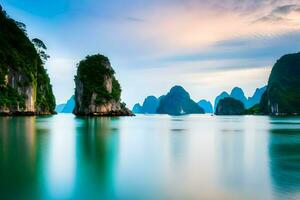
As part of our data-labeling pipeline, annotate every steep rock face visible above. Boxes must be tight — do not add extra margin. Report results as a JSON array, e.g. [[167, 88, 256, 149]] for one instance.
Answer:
[[260, 53, 300, 115], [215, 97, 245, 115], [73, 54, 132, 116], [157, 86, 204, 115], [0, 6, 55, 115], [198, 99, 213, 113]]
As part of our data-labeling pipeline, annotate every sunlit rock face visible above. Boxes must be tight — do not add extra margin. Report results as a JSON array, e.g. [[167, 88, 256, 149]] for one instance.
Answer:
[[0, 6, 55, 115], [260, 52, 300, 115], [215, 97, 245, 115], [73, 54, 133, 116], [157, 85, 204, 115]]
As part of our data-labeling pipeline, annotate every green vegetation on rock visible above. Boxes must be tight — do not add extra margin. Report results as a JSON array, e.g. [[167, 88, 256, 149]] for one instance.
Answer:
[[215, 97, 245, 115], [75, 54, 121, 108], [260, 52, 300, 115], [0, 6, 55, 114], [74, 54, 132, 116], [244, 104, 261, 115]]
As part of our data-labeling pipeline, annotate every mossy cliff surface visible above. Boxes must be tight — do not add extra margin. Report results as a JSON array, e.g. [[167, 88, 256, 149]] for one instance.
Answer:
[[73, 54, 132, 116], [0, 6, 55, 115], [260, 52, 300, 115]]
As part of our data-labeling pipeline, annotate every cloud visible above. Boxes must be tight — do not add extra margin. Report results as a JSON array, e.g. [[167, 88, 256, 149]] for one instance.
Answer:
[[255, 4, 300, 23], [159, 30, 300, 67], [273, 4, 300, 14]]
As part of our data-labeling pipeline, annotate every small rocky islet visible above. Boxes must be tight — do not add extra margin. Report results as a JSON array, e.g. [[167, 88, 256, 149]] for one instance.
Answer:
[[73, 54, 132, 116], [215, 97, 245, 115]]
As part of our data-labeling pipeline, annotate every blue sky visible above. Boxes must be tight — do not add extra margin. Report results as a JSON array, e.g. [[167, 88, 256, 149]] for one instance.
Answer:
[[2, 0, 300, 107]]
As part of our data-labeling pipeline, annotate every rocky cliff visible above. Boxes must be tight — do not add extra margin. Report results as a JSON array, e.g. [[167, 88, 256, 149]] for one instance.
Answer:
[[0, 6, 55, 115], [73, 54, 132, 116], [260, 52, 300, 115]]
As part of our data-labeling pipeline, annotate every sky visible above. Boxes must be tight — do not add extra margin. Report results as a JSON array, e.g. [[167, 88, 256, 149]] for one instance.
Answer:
[[2, 0, 300, 107]]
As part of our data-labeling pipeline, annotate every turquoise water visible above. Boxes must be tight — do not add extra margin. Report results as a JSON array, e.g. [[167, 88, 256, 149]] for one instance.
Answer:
[[0, 114, 299, 200]]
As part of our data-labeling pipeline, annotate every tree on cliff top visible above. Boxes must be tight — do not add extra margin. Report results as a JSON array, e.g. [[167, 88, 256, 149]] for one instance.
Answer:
[[75, 54, 122, 108]]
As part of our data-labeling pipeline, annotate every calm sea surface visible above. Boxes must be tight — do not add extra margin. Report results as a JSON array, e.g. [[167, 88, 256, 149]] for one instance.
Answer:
[[0, 114, 299, 200]]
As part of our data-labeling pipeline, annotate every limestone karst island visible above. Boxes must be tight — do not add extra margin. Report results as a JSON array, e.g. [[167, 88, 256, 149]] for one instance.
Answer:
[[73, 54, 132, 116], [0, 2, 300, 200]]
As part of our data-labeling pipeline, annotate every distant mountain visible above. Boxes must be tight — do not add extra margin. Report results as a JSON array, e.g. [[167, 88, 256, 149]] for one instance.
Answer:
[[55, 104, 65, 113], [214, 91, 230, 111], [214, 86, 266, 111], [62, 96, 75, 113], [132, 103, 143, 113], [230, 87, 247, 106], [142, 96, 159, 114], [132, 96, 159, 114], [55, 96, 75, 113], [247, 86, 267, 108], [215, 97, 245, 115], [157, 86, 204, 115], [198, 100, 213, 113]]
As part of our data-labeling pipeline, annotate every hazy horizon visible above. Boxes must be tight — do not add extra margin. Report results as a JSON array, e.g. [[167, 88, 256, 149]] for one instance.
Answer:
[[2, 0, 300, 107]]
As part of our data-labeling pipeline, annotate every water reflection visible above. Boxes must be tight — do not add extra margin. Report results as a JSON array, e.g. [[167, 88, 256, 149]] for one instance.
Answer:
[[72, 117, 120, 199], [0, 117, 39, 199], [215, 116, 273, 199], [0, 115, 300, 199], [268, 117, 300, 199], [216, 116, 246, 191], [169, 117, 188, 165], [45, 115, 76, 199]]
